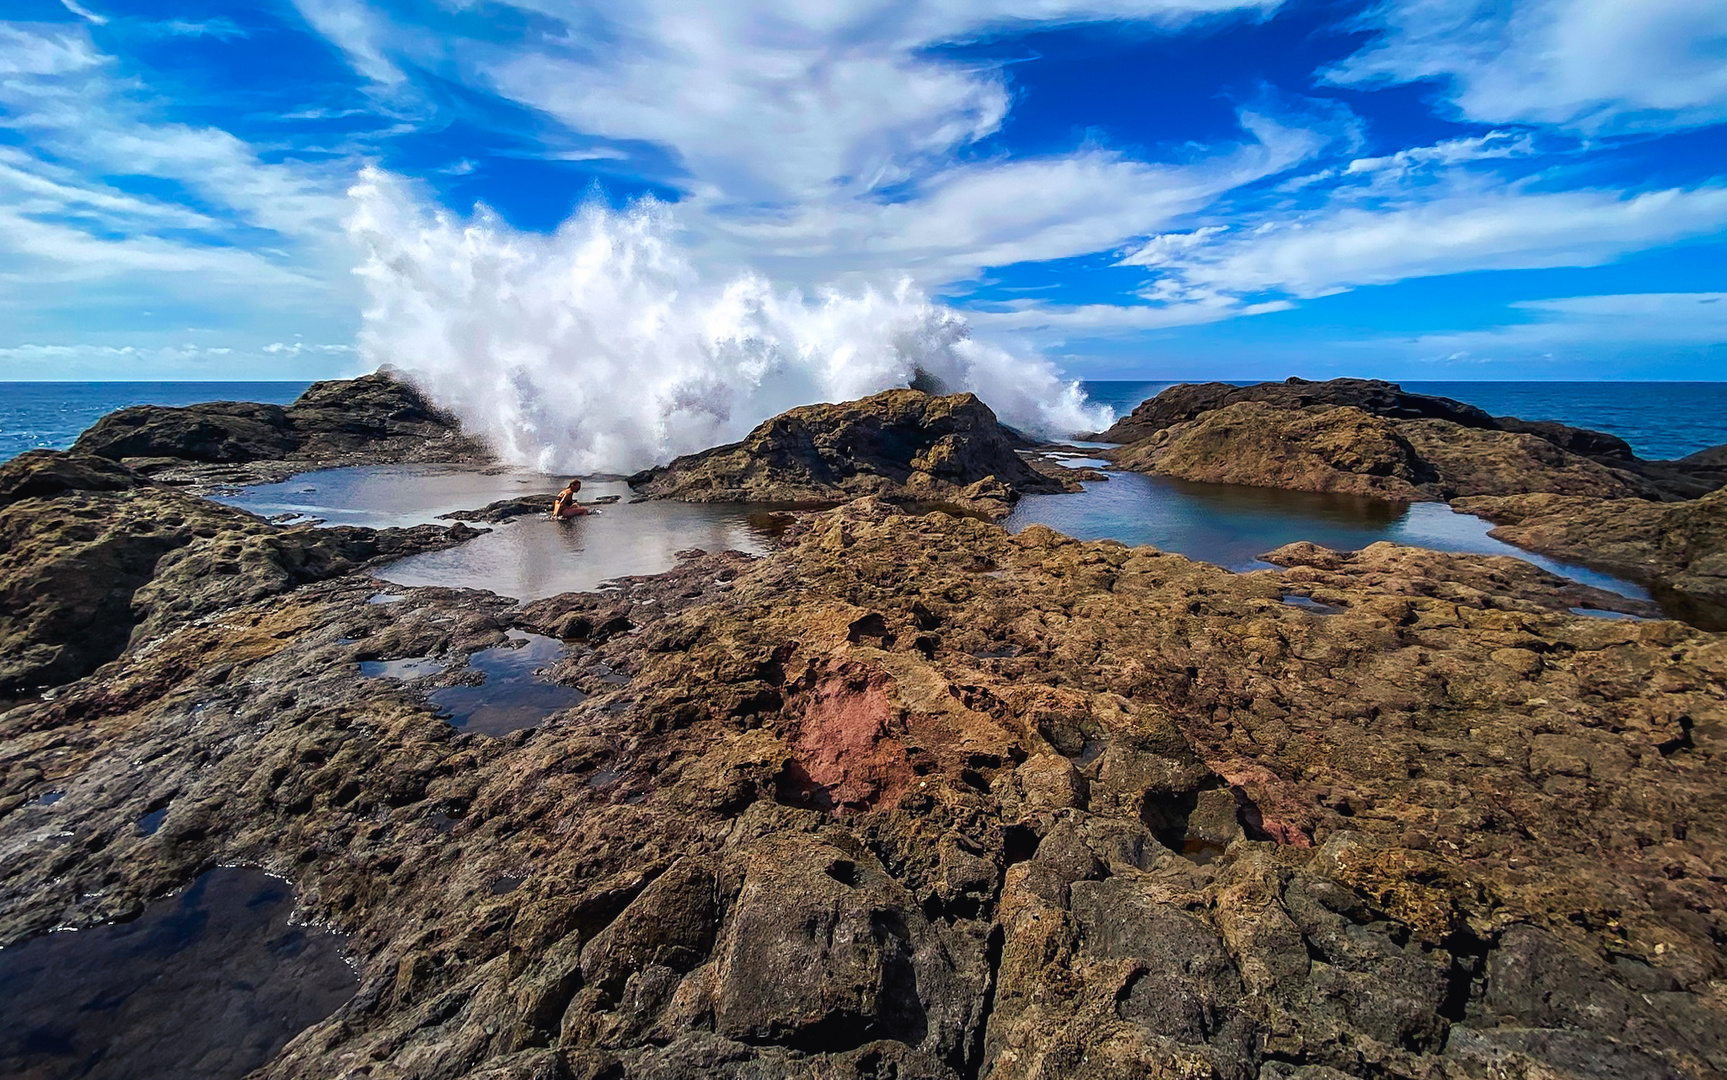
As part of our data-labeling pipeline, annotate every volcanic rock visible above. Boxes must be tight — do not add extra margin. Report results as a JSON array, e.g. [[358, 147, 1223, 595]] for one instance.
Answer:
[[2, 499, 1723, 1080], [70, 371, 490, 483], [1090, 377, 1498, 444], [0, 449, 474, 697], [1097, 378, 1721, 501], [1110, 402, 1653, 500], [627, 389, 1073, 517], [1456, 487, 1727, 628]]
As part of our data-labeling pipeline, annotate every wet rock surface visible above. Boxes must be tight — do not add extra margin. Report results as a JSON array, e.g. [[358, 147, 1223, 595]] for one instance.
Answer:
[[627, 389, 1074, 518], [1, 497, 1722, 1080], [69, 372, 491, 490]]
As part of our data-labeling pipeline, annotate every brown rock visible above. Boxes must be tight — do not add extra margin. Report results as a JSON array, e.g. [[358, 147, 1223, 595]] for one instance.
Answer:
[[627, 389, 1071, 517]]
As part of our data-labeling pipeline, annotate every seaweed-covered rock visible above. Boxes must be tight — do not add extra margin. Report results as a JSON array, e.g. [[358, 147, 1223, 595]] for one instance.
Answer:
[[627, 389, 1071, 517]]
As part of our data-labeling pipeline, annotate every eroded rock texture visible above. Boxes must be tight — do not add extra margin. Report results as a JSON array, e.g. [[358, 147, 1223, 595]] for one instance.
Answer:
[[1100, 378, 1726, 503], [1457, 488, 1727, 629], [3, 499, 1722, 1080], [0, 449, 474, 696], [628, 389, 1073, 517], [69, 371, 490, 486]]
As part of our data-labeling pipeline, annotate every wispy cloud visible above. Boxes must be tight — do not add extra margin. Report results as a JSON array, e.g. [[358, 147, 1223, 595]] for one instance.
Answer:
[[1328, 0, 1727, 134], [1122, 184, 1727, 301]]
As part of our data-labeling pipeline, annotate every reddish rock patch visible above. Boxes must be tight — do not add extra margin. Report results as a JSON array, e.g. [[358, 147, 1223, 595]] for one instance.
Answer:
[[784, 662, 910, 811]]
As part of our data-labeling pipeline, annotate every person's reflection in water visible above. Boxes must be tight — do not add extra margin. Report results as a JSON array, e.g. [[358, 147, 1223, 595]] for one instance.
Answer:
[[551, 479, 589, 519]]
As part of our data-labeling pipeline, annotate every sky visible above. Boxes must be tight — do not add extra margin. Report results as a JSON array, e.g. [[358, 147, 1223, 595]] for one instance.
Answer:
[[1, 0, 1725, 383]]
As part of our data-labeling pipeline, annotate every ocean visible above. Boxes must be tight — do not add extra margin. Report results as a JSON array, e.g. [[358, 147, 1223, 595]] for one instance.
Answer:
[[4, 379, 1726, 464]]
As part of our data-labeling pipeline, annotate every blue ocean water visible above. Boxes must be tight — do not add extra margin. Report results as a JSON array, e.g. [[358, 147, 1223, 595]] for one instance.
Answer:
[[0, 382, 312, 462], [4, 379, 1723, 464], [1078, 380, 1727, 460]]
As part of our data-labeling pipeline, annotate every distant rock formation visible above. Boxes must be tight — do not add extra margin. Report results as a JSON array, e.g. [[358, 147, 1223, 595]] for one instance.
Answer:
[[1095, 377, 1725, 500], [70, 371, 490, 478], [628, 389, 1074, 518]]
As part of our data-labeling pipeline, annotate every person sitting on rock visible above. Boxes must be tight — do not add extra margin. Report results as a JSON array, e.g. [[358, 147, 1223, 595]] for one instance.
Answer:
[[551, 479, 588, 518]]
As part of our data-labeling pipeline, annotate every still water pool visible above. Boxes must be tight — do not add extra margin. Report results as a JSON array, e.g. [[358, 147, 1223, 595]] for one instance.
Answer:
[[1005, 471, 1648, 600], [0, 868, 354, 1080]]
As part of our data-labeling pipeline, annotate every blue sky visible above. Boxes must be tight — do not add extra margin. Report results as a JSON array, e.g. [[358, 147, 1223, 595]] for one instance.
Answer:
[[2, 0, 1725, 382]]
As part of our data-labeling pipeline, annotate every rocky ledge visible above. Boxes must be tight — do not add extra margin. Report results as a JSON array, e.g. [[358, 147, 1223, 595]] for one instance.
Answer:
[[1096, 378, 1727, 624], [627, 389, 1076, 518], [1, 491, 1722, 1080], [1099, 378, 1726, 502], [0, 449, 477, 697], [1456, 487, 1727, 629], [70, 370, 491, 490]]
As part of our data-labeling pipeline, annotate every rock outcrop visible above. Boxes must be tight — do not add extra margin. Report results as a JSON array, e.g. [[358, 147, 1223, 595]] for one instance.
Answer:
[[0, 449, 475, 697], [628, 389, 1073, 517], [1099, 378, 1724, 502], [1092, 377, 1500, 444], [1110, 401, 1657, 501], [1456, 487, 1727, 629], [70, 371, 490, 484], [2, 499, 1723, 1080]]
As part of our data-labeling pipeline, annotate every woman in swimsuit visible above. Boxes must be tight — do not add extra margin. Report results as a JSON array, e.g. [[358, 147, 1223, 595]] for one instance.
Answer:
[[551, 479, 588, 518]]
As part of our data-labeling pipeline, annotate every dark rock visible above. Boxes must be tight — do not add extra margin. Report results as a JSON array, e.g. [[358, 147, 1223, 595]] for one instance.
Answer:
[[70, 371, 490, 472], [1109, 402, 1655, 501], [0, 449, 473, 696], [1096, 378, 1720, 501], [627, 389, 1072, 518]]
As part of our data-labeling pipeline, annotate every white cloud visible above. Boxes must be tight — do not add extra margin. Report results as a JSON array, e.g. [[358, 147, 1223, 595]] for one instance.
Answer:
[[1121, 184, 1727, 300], [1329, 0, 1727, 134], [1344, 130, 1535, 176], [0, 22, 360, 370], [1403, 293, 1727, 359]]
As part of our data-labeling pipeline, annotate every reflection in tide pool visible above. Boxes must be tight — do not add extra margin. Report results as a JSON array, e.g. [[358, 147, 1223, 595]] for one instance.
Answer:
[[376, 480, 780, 600], [1006, 472, 1648, 600], [429, 631, 585, 736], [0, 868, 354, 1080], [214, 463, 561, 528], [220, 468, 782, 601]]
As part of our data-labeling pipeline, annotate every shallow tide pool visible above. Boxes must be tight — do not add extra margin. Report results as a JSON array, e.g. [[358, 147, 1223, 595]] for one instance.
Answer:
[[0, 867, 355, 1080], [1005, 471, 1649, 600], [220, 469, 783, 600]]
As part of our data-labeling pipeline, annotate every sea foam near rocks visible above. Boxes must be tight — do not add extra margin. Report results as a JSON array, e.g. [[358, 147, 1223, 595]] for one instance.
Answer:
[[345, 169, 1111, 475]]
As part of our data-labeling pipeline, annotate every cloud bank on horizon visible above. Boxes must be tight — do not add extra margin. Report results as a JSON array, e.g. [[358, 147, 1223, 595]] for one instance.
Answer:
[[1, 0, 1724, 391]]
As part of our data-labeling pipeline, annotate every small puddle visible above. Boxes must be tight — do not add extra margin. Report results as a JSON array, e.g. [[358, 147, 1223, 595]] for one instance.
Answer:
[[1281, 595, 1343, 615], [1569, 607, 1653, 621], [359, 657, 446, 681], [585, 768, 624, 788], [366, 593, 406, 605], [1182, 838, 1229, 865], [0, 867, 356, 1080], [429, 631, 585, 737], [136, 806, 169, 836], [30, 791, 64, 807], [488, 874, 525, 896]]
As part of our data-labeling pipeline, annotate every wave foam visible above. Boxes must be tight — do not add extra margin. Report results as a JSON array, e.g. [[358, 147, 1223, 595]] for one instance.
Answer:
[[346, 169, 1111, 474]]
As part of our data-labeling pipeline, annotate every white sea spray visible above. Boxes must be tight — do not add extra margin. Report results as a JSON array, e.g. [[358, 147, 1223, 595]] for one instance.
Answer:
[[345, 168, 1111, 474]]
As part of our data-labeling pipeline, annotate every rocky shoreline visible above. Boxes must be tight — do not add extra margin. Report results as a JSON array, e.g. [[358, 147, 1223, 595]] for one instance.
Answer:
[[1, 372, 1723, 1080]]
